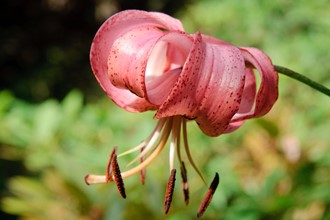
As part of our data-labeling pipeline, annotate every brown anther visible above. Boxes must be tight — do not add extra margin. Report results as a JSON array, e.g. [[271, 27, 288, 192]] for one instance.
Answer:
[[164, 169, 176, 214], [106, 147, 117, 182], [180, 162, 189, 205], [111, 152, 126, 198], [197, 172, 220, 218], [140, 147, 146, 185]]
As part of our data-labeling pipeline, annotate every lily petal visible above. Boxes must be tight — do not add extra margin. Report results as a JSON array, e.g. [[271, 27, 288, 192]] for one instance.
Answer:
[[90, 10, 279, 136], [108, 26, 164, 97], [230, 47, 278, 122], [237, 68, 257, 114], [90, 10, 184, 112], [195, 35, 246, 137], [145, 32, 194, 105], [223, 68, 256, 133], [155, 33, 246, 137], [155, 33, 205, 119]]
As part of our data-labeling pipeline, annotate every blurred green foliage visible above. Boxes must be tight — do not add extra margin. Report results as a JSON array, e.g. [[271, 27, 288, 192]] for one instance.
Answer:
[[1, 0, 330, 220]]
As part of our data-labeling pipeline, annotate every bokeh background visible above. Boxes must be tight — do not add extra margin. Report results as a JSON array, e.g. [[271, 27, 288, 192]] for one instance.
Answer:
[[1, 0, 330, 219]]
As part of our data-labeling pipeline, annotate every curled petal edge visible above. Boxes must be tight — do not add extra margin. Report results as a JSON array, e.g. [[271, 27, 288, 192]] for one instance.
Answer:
[[229, 47, 279, 124], [90, 10, 185, 112]]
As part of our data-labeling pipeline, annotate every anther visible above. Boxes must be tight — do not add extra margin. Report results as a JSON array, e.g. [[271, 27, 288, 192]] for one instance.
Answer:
[[106, 147, 117, 182], [180, 162, 189, 205], [111, 152, 126, 198], [164, 169, 176, 214], [197, 172, 219, 218]]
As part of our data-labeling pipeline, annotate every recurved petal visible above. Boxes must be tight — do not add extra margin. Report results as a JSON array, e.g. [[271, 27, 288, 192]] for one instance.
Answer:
[[145, 32, 194, 105], [108, 26, 164, 98], [195, 36, 246, 137], [154, 33, 205, 119], [90, 10, 184, 112], [223, 68, 256, 133], [237, 68, 256, 114], [155, 33, 246, 137], [230, 47, 278, 122]]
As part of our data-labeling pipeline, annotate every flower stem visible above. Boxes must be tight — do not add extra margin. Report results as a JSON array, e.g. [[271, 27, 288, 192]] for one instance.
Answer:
[[275, 65, 330, 97]]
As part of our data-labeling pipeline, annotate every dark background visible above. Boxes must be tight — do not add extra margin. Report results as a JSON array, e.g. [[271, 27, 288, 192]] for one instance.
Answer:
[[0, 0, 190, 103]]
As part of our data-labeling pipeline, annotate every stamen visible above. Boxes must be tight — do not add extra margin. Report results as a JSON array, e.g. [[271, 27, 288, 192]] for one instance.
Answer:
[[106, 147, 117, 182], [197, 172, 220, 218], [120, 118, 173, 179], [112, 153, 126, 198], [182, 119, 206, 184], [164, 169, 176, 214], [86, 116, 220, 216], [118, 141, 146, 157], [140, 118, 166, 156], [180, 161, 189, 205], [85, 147, 118, 185], [85, 117, 174, 188], [125, 118, 166, 167], [176, 120, 182, 162], [169, 117, 181, 171], [140, 147, 146, 185]]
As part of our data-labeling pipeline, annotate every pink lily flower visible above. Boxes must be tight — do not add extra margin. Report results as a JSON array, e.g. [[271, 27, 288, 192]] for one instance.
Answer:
[[85, 10, 278, 216]]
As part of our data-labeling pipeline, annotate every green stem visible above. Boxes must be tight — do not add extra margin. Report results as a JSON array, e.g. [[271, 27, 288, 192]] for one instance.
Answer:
[[275, 65, 330, 97]]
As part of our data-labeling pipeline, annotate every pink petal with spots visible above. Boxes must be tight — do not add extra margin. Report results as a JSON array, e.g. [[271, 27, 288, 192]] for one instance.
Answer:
[[145, 32, 194, 105], [154, 33, 205, 119], [230, 47, 279, 122], [194, 35, 246, 136], [108, 26, 164, 97], [155, 33, 246, 137], [90, 10, 279, 137], [90, 10, 184, 112], [223, 68, 256, 133]]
